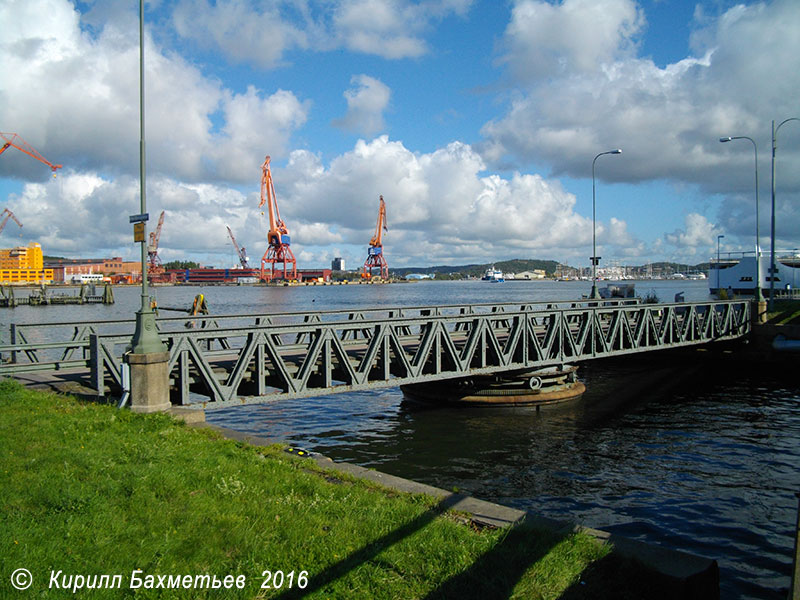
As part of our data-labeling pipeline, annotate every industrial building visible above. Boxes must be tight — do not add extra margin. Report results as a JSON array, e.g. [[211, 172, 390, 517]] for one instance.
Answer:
[[44, 257, 141, 283], [0, 243, 54, 284]]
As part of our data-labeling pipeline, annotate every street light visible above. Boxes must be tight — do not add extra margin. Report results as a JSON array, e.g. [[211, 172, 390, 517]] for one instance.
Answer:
[[769, 118, 800, 308], [590, 149, 622, 299], [719, 136, 762, 301], [129, 0, 166, 356], [717, 234, 725, 294]]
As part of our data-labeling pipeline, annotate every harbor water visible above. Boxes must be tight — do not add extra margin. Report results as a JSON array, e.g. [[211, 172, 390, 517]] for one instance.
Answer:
[[2, 279, 798, 598]]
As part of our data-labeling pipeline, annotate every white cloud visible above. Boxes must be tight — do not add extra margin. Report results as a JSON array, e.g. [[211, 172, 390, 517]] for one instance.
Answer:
[[171, 0, 474, 63], [482, 0, 800, 197], [664, 213, 719, 251], [172, 0, 309, 69], [278, 136, 635, 265], [333, 75, 391, 136], [4, 173, 262, 262], [499, 0, 644, 80], [0, 0, 308, 184]]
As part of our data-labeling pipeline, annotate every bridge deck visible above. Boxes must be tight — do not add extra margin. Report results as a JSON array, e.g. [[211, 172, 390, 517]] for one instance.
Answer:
[[0, 299, 751, 409]]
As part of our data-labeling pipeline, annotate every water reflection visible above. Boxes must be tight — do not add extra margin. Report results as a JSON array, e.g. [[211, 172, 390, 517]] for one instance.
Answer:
[[210, 354, 800, 599]]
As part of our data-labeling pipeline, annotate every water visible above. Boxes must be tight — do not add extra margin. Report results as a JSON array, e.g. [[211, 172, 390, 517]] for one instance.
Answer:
[[3, 279, 797, 598]]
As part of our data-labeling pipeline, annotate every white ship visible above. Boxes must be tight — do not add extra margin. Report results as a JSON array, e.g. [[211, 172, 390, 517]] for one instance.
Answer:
[[709, 252, 800, 295], [481, 266, 504, 282]]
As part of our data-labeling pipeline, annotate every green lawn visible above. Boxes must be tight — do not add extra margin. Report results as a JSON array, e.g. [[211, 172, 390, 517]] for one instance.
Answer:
[[0, 379, 626, 599]]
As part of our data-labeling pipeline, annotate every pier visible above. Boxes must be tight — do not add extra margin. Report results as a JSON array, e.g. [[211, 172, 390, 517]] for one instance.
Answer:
[[0, 283, 114, 307]]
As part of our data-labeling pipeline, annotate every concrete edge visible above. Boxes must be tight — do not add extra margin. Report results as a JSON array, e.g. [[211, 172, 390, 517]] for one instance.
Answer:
[[186, 421, 719, 597]]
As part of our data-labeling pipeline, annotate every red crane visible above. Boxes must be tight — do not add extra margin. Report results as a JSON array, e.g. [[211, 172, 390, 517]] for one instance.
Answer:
[[0, 208, 23, 235], [363, 195, 388, 280], [0, 132, 62, 176], [258, 156, 296, 281], [226, 226, 250, 268], [147, 210, 165, 275]]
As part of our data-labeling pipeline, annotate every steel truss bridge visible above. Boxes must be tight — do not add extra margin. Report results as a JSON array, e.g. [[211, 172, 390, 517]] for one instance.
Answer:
[[0, 298, 750, 410]]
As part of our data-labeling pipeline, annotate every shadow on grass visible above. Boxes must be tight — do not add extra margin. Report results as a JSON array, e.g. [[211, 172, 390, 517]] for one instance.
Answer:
[[420, 523, 565, 600], [273, 494, 564, 600]]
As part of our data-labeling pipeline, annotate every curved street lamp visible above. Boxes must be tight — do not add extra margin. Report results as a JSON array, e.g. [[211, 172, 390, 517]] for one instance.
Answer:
[[769, 118, 800, 308], [719, 136, 762, 302], [590, 149, 622, 299]]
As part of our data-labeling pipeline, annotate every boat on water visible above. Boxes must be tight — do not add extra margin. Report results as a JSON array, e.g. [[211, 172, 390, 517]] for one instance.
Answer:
[[481, 266, 504, 282], [598, 282, 635, 299], [709, 252, 800, 295], [401, 365, 585, 407]]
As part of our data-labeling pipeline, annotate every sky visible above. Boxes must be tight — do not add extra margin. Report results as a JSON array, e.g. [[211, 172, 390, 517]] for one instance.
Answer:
[[1, 0, 799, 271]]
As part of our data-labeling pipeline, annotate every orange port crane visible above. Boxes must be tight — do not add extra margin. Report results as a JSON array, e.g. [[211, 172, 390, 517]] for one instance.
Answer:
[[363, 195, 388, 280], [0, 208, 22, 235], [147, 210, 166, 275], [0, 132, 62, 176], [259, 155, 296, 281], [226, 226, 250, 268]]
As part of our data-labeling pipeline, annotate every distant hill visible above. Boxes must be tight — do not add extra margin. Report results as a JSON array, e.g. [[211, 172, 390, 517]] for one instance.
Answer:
[[391, 258, 561, 278]]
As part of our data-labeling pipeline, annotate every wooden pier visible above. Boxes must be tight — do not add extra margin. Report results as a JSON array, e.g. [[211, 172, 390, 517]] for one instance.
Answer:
[[0, 283, 114, 307]]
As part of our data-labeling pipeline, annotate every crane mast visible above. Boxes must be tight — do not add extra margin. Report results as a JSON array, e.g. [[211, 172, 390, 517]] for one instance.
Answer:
[[226, 226, 250, 268], [259, 155, 296, 281], [363, 195, 388, 280], [0, 132, 62, 176], [0, 208, 23, 235], [147, 210, 165, 275]]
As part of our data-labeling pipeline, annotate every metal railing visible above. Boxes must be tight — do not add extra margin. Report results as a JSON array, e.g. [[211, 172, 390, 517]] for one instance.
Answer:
[[0, 299, 750, 409]]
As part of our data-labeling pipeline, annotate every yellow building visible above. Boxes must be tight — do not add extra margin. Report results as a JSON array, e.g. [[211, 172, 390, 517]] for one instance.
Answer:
[[0, 243, 54, 283]]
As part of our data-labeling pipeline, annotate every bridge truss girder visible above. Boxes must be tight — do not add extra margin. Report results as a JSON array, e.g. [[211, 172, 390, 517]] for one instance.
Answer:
[[79, 300, 750, 409]]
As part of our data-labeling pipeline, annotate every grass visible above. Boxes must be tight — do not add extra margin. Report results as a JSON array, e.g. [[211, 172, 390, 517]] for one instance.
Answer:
[[766, 299, 800, 325], [0, 380, 670, 599]]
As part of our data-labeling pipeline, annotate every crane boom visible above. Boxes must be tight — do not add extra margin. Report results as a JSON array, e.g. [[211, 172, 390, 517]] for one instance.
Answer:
[[227, 226, 250, 268], [259, 155, 290, 247], [369, 195, 387, 248], [0, 132, 62, 175], [0, 208, 23, 235], [147, 210, 165, 270]]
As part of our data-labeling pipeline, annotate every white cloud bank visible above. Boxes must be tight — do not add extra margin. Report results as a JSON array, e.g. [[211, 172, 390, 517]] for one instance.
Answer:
[[483, 0, 800, 193], [0, 0, 309, 183], [5, 137, 639, 267]]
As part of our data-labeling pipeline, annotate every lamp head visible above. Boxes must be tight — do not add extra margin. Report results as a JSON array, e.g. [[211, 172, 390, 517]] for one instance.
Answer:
[[611, 149, 622, 154], [719, 137, 732, 143]]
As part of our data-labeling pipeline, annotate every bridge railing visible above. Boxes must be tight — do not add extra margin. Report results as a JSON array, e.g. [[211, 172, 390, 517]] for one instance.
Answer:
[[79, 299, 748, 408], [1, 298, 641, 367], [0, 299, 749, 407]]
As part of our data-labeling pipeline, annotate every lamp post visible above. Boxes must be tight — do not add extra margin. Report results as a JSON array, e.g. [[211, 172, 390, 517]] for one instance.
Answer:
[[769, 118, 800, 309], [130, 0, 165, 356], [719, 136, 762, 301], [717, 234, 725, 293], [590, 149, 622, 299], [124, 0, 170, 415]]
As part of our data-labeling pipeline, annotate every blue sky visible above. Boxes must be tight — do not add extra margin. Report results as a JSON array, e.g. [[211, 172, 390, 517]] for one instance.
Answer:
[[1, 0, 799, 271]]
